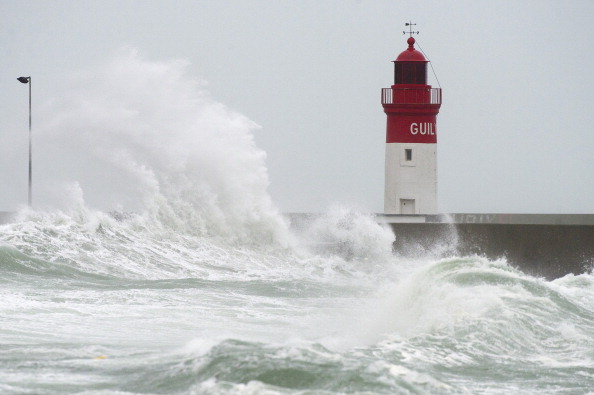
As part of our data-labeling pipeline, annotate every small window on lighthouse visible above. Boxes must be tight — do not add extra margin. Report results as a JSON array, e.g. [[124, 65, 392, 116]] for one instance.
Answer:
[[405, 149, 412, 161]]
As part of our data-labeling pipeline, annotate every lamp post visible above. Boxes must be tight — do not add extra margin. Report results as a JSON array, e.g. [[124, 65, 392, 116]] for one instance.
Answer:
[[17, 76, 32, 207]]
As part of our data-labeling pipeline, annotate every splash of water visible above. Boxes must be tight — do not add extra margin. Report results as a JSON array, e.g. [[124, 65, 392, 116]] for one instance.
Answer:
[[296, 205, 395, 263], [35, 48, 288, 246]]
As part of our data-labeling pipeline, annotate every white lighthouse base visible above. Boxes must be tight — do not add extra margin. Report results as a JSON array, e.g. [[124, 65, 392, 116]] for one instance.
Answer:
[[384, 142, 437, 214]]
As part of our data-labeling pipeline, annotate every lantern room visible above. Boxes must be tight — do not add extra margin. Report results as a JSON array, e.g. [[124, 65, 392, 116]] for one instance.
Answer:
[[393, 37, 428, 85]]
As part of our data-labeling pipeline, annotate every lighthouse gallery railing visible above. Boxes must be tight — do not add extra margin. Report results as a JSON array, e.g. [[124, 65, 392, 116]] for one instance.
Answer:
[[381, 87, 442, 105]]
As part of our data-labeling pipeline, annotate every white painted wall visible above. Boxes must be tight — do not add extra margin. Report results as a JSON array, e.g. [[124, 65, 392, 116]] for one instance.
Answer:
[[384, 142, 437, 214]]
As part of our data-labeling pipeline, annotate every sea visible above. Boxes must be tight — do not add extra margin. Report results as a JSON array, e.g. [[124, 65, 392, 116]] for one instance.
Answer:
[[2, 50, 594, 394]]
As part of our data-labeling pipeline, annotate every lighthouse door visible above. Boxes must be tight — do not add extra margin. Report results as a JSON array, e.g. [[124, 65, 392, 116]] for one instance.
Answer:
[[400, 199, 415, 214]]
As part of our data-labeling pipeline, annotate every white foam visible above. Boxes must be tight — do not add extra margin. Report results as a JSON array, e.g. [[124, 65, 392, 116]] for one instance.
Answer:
[[34, 48, 288, 246]]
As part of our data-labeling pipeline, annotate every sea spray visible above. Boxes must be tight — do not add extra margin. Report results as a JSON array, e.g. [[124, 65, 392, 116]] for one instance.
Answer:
[[293, 205, 395, 263], [7, 48, 397, 264], [34, 48, 288, 246]]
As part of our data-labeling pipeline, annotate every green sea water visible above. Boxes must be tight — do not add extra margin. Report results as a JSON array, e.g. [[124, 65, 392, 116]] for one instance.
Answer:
[[2, 209, 594, 394]]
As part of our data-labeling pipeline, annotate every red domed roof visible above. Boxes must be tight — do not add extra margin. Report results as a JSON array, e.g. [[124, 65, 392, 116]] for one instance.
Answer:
[[394, 37, 428, 62]]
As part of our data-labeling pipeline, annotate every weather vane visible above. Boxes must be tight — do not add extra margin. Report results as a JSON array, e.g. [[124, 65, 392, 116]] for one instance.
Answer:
[[403, 21, 419, 37]]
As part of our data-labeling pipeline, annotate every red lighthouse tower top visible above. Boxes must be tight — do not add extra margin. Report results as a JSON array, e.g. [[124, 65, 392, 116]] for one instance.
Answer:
[[392, 35, 429, 86], [381, 23, 442, 144], [394, 37, 427, 63]]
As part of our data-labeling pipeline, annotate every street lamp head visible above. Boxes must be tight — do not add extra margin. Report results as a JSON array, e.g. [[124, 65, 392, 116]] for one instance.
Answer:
[[17, 76, 30, 84]]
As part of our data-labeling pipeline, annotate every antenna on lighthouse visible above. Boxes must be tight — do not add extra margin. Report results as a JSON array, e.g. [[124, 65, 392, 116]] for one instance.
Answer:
[[403, 21, 419, 37]]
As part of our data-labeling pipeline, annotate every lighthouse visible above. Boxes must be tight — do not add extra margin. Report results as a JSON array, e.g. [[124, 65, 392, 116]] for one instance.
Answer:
[[382, 27, 442, 215]]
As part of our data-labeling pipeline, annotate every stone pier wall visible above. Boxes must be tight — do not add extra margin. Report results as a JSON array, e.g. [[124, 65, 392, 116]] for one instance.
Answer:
[[388, 221, 594, 279]]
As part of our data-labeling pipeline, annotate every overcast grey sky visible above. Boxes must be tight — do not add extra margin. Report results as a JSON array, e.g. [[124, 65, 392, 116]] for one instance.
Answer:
[[1, 0, 593, 214]]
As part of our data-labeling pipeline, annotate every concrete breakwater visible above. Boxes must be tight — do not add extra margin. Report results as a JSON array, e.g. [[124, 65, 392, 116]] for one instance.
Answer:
[[380, 214, 594, 280]]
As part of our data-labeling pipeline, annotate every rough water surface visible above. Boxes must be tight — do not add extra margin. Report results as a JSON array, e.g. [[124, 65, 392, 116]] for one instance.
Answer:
[[2, 213, 594, 394]]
